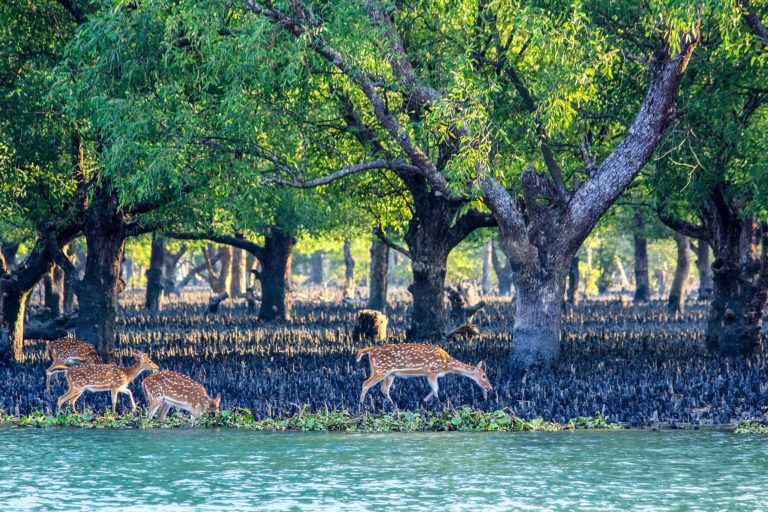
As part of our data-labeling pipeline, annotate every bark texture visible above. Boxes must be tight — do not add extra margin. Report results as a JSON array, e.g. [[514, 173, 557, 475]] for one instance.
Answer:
[[696, 240, 713, 300], [368, 239, 389, 311], [343, 239, 355, 299], [633, 211, 650, 302], [145, 233, 165, 312], [667, 232, 691, 314]]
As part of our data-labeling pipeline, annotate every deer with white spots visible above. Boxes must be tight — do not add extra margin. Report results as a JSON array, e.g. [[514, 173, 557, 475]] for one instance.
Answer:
[[45, 337, 101, 392], [142, 370, 221, 421], [356, 343, 492, 404], [57, 353, 159, 415]]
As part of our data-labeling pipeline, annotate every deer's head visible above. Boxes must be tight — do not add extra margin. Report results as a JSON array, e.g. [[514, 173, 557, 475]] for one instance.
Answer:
[[472, 361, 492, 398]]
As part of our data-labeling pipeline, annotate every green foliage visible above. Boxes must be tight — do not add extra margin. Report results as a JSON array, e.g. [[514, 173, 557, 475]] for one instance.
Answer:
[[734, 417, 768, 434], [0, 406, 622, 432]]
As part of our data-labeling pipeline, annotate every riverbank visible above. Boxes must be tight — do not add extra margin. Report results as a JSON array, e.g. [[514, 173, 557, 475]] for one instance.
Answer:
[[2, 295, 767, 426]]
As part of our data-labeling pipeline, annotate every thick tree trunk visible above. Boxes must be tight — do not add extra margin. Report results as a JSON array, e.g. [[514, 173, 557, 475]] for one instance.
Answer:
[[75, 187, 126, 357], [310, 250, 325, 285], [229, 248, 247, 296], [481, 241, 492, 295], [368, 239, 389, 311], [408, 248, 449, 340], [491, 242, 513, 296], [706, 220, 767, 356], [257, 228, 296, 321], [343, 239, 355, 299], [145, 233, 165, 312], [512, 274, 566, 370], [667, 232, 691, 314], [696, 240, 713, 300], [567, 256, 580, 306], [634, 213, 650, 302]]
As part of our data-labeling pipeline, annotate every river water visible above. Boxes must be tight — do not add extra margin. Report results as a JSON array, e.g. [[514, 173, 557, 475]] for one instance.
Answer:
[[1, 429, 766, 510]]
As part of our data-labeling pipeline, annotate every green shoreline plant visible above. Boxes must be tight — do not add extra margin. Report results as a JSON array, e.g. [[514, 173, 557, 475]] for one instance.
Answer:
[[0, 406, 623, 432], [734, 418, 768, 434]]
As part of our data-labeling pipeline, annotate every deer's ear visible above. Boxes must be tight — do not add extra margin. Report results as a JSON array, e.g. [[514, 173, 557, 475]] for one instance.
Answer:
[[214, 394, 221, 407], [477, 361, 485, 370]]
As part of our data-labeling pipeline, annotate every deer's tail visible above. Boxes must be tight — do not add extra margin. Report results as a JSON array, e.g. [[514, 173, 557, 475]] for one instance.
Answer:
[[356, 347, 375, 363]]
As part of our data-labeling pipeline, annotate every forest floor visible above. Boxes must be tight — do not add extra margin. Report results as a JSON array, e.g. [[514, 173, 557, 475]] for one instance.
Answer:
[[1, 290, 767, 427]]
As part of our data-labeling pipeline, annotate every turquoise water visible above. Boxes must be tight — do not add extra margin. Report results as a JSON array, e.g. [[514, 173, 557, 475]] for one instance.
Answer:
[[1, 429, 767, 511]]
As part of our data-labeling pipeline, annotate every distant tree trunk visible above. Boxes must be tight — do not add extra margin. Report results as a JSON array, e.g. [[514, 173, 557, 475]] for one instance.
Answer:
[[76, 185, 126, 357], [343, 239, 355, 299], [257, 228, 296, 321], [481, 241, 492, 295], [62, 244, 77, 314], [655, 267, 667, 297], [633, 211, 650, 302], [368, 239, 389, 311], [310, 250, 325, 285], [695, 240, 712, 300], [43, 266, 63, 318], [246, 253, 257, 289], [204, 245, 232, 294], [229, 248, 246, 296], [491, 241, 513, 296], [567, 256, 580, 305], [145, 233, 165, 312], [667, 232, 691, 314]]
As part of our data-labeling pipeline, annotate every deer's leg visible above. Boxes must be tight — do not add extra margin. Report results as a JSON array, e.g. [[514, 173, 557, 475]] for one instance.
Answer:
[[121, 388, 137, 413], [157, 402, 171, 422], [57, 388, 80, 413], [360, 373, 386, 404], [381, 375, 396, 405], [111, 388, 119, 416], [424, 374, 440, 402], [147, 398, 162, 419]]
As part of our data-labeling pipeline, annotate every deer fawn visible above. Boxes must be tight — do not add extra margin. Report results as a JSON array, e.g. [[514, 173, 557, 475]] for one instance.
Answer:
[[356, 343, 492, 404], [142, 370, 221, 421], [57, 353, 159, 415], [46, 337, 101, 392]]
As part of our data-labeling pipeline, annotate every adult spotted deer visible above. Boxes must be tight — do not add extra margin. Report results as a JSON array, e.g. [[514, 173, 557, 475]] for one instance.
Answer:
[[142, 370, 221, 421], [45, 337, 101, 392], [57, 353, 159, 415], [356, 343, 492, 404]]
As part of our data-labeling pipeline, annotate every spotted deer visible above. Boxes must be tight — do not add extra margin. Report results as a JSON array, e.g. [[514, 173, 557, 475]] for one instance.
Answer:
[[356, 343, 492, 404], [57, 353, 159, 415], [142, 370, 221, 421], [45, 337, 101, 392]]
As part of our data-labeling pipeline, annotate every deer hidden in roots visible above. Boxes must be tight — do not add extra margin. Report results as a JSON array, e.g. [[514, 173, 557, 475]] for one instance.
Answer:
[[142, 370, 221, 421], [356, 343, 492, 404], [57, 353, 159, 415]]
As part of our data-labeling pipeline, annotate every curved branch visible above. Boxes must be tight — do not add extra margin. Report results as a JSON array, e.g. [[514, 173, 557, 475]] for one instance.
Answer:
[[739, 0, 768, 42], [447, 210, 498, 249], [657, 212, 710, 240], [167, 232, 266, 260], [261, 160, 420, 188], [373, 228, 412, 259]]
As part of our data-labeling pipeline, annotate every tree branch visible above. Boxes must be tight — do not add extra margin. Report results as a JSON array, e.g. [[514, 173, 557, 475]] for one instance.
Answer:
[[446, 210, 497, 249], [167, 232, 266, 260], [55, 0, 88, 24], [560, 30, 699, 255], [739, 0, 768, 42], [373, 227, 412, 259], [261, 159, 420, 188], [657, 212, 710, 240]]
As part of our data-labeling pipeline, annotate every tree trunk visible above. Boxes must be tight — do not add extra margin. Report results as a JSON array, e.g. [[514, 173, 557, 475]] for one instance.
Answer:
[[145, 233, 165, 312], [481, 241, 492, 295], [491, 241, 513, 296], [633, 212, 650, 302], [229, 248, 246, 296], [310, 250, 325, 285], [2, 287, 29, 361], [343, 239, 355, 299], [368, 239, 389, 311], [512, 273, 566, 370], [205, 245, 232, 294], [62, 244, 77, 314], [257, 228, 295, 321], [696, 240, 712, 300], [75, 186, 126, 357], [408, 248, 449, 339], [567, 256, 580, 305], [706, 220, 768, 356], [667, 232, 691, 314], [43, 266, 63, 319]]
